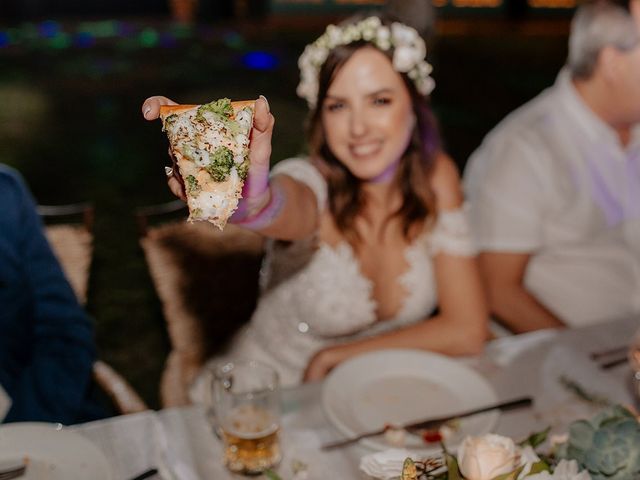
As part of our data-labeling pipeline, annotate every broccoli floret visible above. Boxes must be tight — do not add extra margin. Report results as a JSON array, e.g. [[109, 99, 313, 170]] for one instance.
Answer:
[[185, 175, 200, 195], [196, 98, 233, 121], [205, 146, 235, 182], [237, 158, 250, 180], [162, 114, 177, 132]]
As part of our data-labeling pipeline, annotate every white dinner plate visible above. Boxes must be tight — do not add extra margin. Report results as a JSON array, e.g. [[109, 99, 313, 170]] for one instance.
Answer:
[[322, 349, 499, 452], [0, 422, 113, 480]]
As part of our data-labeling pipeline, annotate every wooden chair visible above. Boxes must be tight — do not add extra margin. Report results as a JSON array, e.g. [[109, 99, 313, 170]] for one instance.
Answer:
[[39, 202, 147, 415], [137, 201, 265, 407]]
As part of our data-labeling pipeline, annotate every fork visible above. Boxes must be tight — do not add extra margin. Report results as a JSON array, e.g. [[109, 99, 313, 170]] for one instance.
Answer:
[[0, 464, 26, 480]]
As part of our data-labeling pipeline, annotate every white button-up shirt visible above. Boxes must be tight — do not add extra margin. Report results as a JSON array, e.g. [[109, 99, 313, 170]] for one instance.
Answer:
[[464, 69, 640, 327]]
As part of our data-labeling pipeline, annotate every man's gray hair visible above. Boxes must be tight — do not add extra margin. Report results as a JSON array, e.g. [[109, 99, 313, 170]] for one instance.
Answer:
[[568, 0, 640, 79]]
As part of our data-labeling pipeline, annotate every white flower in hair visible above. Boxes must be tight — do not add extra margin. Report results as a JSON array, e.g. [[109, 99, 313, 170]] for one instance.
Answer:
[[390, 22, 419, 46], [393, 45, 418, 72], [296, 16, 435, 108], [375, 26, 391, 50], [326, 24, 342, 48]]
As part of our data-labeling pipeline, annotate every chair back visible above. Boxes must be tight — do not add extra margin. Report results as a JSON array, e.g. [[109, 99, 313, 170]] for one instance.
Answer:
[[138, 202, 265, 406], [39, 202, 94, 305]]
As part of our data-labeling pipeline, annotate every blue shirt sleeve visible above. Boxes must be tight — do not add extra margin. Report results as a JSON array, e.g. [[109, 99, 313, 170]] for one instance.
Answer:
[[0, 166, 97, 424]]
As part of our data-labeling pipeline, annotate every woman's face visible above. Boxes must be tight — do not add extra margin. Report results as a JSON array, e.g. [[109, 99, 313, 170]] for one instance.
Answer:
[[321, 46, 416, 182]]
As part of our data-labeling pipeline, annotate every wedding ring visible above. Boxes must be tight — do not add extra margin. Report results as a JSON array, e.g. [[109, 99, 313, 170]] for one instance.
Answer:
[[164, 166, 174, 178]]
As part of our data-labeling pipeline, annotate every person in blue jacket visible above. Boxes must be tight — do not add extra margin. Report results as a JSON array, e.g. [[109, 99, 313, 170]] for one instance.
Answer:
[[0, 164, 103, 424]]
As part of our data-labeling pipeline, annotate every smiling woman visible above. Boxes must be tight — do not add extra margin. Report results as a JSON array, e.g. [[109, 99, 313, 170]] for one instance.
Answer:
[[142, 12, 489, 392]]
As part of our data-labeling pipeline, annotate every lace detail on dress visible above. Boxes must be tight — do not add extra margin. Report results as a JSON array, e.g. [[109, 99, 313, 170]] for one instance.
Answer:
[[271, 157, 327, 211], [293, 242, 377, 336], [397, 232, 437, 322], [428, 204, 477, 257]]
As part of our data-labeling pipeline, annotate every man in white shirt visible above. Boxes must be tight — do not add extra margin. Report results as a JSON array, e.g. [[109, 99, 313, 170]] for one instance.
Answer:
[[464, 0, 640, 332]]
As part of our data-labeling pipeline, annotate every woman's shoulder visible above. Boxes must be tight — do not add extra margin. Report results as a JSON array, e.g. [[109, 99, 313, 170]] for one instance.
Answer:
[[271, 156, 327, 211], [428, 152, 463, 210], [272, 156, 322, 178]]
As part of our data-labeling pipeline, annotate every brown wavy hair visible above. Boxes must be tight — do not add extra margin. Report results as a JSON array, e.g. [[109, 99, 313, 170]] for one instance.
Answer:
[[306, 16, 440, 247]]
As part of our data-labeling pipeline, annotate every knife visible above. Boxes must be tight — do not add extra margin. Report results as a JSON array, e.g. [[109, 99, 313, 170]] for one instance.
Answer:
[[321, 396, 533, 450]]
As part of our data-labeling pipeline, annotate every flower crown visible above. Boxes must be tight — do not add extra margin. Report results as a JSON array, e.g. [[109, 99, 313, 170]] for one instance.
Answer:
[[296, 16, 435, 109]]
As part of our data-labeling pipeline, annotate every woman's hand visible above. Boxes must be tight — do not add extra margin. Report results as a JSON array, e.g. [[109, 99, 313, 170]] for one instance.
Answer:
[[141, 96, 186, 200], [141, 95, 178, 120], [303, 346, 344, 382], [140, 95, 275, 208], [233, 96, 275, 219]]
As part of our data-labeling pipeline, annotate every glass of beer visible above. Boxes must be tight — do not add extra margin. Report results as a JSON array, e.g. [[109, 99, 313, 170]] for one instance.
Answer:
[[213, 360, 281, 474]]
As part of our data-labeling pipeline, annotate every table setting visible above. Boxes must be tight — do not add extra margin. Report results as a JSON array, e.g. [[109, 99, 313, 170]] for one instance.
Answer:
[[1, 315, 639, 480]]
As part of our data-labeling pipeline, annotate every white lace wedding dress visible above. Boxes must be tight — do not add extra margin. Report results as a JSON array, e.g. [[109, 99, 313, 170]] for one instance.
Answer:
[[191, 158, 476, 397]]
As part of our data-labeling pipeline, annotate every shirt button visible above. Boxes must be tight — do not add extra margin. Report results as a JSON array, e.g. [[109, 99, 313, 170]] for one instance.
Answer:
[[297, 322, 309, 333]]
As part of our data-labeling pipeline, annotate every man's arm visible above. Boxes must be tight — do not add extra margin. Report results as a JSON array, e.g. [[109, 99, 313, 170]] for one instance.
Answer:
[[478, 251, 565, 333], [1, 169, 97, 424]]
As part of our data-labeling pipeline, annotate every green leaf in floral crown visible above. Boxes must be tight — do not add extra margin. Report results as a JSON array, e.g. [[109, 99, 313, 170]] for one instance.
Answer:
[[445, 452, 462, 480], [518, 427, 551, 449], [491, 464, 525, 480], [402, 458, 418, 480]]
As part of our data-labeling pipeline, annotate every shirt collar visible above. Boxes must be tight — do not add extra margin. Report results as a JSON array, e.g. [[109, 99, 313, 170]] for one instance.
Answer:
[[554, 68, 640, 152]]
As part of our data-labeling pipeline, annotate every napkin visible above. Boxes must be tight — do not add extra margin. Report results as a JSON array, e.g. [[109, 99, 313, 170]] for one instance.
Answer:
[[359, 449, 413, 480], [0, 383, 11, 421]]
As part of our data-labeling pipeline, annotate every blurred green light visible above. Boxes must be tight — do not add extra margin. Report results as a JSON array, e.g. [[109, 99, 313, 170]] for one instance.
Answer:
[[7, 28, 20, 45], [138, 28, 159, 47], [170, 24, 193, 39], [78, 20, 118, 38], [223, 31, 245, 50], [48, 32, 71, 49]]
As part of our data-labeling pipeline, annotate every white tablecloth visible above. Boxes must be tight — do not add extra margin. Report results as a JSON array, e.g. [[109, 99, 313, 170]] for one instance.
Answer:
[[73, 316, 640, 479]]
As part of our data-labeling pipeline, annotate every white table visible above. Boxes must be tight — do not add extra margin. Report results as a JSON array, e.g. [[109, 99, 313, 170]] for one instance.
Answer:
[[74, 316, 639, 480]]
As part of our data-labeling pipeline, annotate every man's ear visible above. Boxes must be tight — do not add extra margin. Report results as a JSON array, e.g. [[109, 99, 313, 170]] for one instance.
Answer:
[[597, 46, 624, 84]]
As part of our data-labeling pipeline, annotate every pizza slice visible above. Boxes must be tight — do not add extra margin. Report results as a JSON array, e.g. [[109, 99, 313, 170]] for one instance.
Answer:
[[160, 98, 255, 229]]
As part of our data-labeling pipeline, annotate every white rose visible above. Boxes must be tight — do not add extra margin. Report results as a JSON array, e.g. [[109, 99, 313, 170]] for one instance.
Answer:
[[376, 26, 390, 46], [526, 460, 591, 480], [457, 434, 519, 480], [391, 22, 417, 45], [325, 25, 341, 48], [518, 445, 541, 479], [362, 27, 375, 41], [393, 45, 418, 72]]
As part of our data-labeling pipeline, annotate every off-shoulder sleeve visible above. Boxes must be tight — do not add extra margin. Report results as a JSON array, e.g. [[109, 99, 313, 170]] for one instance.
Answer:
[[428, 204, 477, 257], [271, 157, 327, 212]]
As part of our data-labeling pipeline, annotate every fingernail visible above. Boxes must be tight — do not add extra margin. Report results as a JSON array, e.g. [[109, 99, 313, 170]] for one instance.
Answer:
[[259, 95, 270, 113]]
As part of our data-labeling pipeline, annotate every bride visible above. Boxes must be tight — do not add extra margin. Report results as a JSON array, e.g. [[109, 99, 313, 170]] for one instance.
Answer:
[[142, 13, 488, 388]]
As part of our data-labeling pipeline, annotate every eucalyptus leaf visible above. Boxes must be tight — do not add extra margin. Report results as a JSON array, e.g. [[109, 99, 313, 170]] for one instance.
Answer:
[[491, 464, 525, 480], [519, 427, 551, 449], [264, 469, 283, 480], [445, 452, 462, 480], [527, 460, 551, 476]]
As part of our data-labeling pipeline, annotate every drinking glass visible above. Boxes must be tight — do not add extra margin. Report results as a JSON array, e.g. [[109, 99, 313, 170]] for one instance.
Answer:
[[212, 360, 281, 474]]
